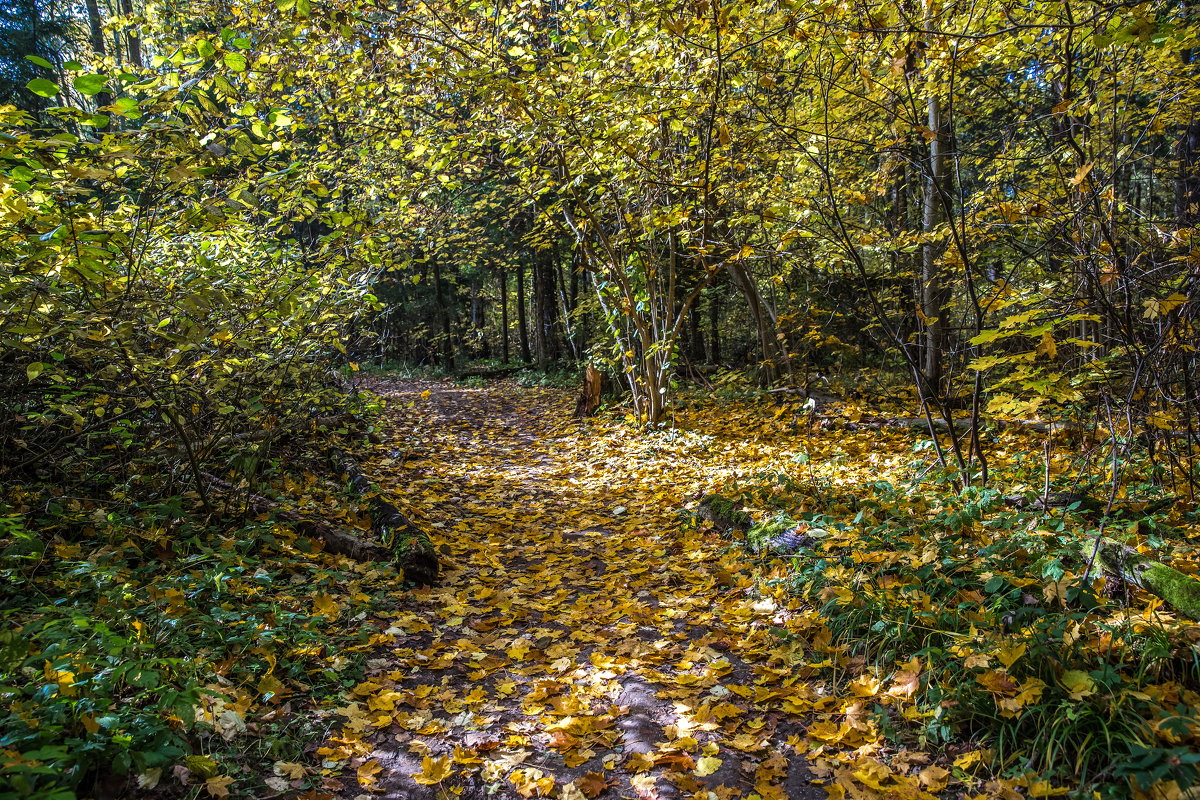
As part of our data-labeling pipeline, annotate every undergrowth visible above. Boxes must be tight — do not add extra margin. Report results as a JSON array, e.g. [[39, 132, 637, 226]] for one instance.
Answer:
[[0, 471, 406, 799], [720, 463, 1200, 798]]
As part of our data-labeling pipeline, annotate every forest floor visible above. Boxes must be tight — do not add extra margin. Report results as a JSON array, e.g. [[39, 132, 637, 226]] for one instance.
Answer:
[[311, 377, 986, 800], [10, 372, 1195, 799], [318, 377, 833, 800], [301, 376, 1200, 800]]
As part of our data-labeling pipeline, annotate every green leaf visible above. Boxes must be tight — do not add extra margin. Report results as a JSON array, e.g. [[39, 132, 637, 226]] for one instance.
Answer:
[[26, 362, 44, 381], [63, 60, 84, 71], [224, 52, 248, 72], [196, 39, 216, 59], [26, 78, 60, 98], [73, 74, 108, 96], [24, 55, 53, 69], [113, 97, 142, 119]]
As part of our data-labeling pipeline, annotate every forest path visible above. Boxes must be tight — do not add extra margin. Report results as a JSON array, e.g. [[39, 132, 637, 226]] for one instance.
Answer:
[[323, 378, 825, 800]]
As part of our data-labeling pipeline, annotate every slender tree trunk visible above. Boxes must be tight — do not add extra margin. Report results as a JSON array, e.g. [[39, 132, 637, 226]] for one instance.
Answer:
[[688, 305, 704, 363], [533, 250, 559, 369], [84, 0, 111, 110], [118, 0, 143, 68], [517, 261, 531, 363], [727, 262, 787, 384], [708, 291, 720, 363], [921, 94, 946, 391], [432, 256, 453, 370], [500, 268, 510, 363], [1177, 117, 1200, 226]]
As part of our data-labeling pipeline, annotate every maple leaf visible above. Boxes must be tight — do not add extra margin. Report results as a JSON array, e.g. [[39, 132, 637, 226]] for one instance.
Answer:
[[625, 752, 656, 773], [412, 755, 453, 785], [919, 765, 952, 791], [204, 776, 235, 798], [976, 670, 1019, 696], [357, 759, 383, 787], [576, 772, 612, 798], [1061, 670, 1096, 700], [510, 767, 555, 797], [694, 756, 722, 777], [312, 594, 340, 617], [274, 761, 306, 779]]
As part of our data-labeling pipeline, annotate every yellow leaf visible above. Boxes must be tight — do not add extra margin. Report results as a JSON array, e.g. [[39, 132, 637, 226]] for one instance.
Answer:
[[919, 765, 952, 791], [625, 752, 655, 773], [560, 782, 589, 800], [510, 767, 554, 797], [850, 758, 893, 790], [412, 755, 453, 785], [1160, 292, 1188, 315], [996, 641, 1026, 670], [312, 594, 340, 618], [1035, 331, 1057, 359], [1060, 670, 1095, 700], [694, 756, 722, 777], [1069, 162, 1094, 187], [507, 638, 532, 660], [976, 670, 1019, 696], [357, 759, 383, 787], [274, 761, 306, 779], [205, 776, 235, 798]]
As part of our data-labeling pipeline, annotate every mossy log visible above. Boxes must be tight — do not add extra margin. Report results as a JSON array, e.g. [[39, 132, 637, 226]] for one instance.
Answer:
[[1095, 538, 1200, 621], [747, 514, 819, 556], [697, 498, 819, 556], [331, 452, 439, 585], [697, 494, 752, 535], [203, 473, 395, 563]]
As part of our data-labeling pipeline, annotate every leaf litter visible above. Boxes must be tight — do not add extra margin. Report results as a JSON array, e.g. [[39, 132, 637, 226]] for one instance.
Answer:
[[311, 378, 1200, 800]]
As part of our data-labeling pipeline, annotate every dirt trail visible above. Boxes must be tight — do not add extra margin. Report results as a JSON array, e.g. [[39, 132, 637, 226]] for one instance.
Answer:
[[324, 379, 823, 800]]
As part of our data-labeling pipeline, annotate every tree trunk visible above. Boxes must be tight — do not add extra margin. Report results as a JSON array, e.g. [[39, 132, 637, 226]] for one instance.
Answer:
[[574, 365, 603, 418], [726, 262, 788, 384], [83, 0, 113, 107], [432, 255, 454, 370], [533, 250, 559, 369], [118, 0, 143, 68], [517, 261, 531, 363], [203, 474, 400, 567], [1177, 117, 1200, 226], [500, 268, 510, 363], [708, 291, 720, 362], [921, 94, 947, 392]]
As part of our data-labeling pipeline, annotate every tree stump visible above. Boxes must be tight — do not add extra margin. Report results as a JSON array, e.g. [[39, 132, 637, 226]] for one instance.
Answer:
[[574, 365, 604, 418]]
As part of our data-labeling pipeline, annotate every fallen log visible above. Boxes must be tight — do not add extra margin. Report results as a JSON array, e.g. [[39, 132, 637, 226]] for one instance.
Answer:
[[746, 514, 821, 556], [697, 495, 821, 555], [331, 452, 439, 585], [1095, 538, 1200, 621], [697, 494, 753, 535], [203, 473, 395, 563]]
